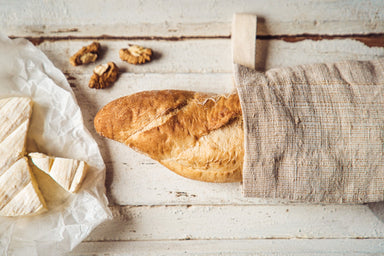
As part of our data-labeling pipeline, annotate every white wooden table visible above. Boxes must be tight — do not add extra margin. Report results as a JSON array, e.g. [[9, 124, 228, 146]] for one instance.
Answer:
[[2, 0, 384, 255]]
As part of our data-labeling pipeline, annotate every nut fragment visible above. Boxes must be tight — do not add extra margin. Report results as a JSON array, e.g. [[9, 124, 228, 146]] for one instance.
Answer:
[[70, 42, 101, 66], [88, 62, 119, 89], [119, 45, 152, 64], [94, 63, 109, 76]]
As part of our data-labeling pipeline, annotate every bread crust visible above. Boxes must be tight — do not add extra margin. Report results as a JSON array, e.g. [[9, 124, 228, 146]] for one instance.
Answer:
[[94, 90, 244, 182]]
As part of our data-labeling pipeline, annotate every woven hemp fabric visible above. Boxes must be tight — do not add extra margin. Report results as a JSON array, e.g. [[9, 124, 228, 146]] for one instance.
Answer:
[[235, 58, 384, 203]]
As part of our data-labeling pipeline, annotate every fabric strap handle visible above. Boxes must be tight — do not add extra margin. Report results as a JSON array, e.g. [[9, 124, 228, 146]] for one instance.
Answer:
[[232, 13, 257, 70]]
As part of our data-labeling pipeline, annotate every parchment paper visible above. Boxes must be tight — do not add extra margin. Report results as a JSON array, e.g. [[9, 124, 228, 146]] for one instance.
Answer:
[[0, 34, 111, 255]]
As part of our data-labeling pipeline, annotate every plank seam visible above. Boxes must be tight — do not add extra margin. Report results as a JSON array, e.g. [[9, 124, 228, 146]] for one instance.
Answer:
[[83, 237, 384, 243], [9, 33, 384, 47], [107, 203, 370, 208]]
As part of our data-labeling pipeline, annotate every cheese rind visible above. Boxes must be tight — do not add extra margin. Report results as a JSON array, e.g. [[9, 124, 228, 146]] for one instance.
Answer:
[[0, 97, 32, 176], [0, 97, 47, 217], [0, 157, 30, 210], [29, 152, 88, 193], [0, 158, 46, 216], [0, 97, 32, 142], [0, 183, 46, 217]]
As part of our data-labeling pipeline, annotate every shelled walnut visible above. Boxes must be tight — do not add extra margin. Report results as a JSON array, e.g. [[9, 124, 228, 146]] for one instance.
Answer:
[[88, 62, 119, 89], [119, 45, 153, 64], [70, 42, 101, 66]]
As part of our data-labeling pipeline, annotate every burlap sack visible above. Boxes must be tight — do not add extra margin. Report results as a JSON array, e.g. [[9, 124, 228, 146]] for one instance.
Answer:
[[235, 58, 384, 203]]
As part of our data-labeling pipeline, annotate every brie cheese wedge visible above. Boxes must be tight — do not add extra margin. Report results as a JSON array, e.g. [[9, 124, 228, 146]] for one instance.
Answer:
[[0, 97, 32, 142], [0, 97, 32, 176], [29, 152, 88, 193], [0, 158, 46, 216], [0, 97, 47, 216]]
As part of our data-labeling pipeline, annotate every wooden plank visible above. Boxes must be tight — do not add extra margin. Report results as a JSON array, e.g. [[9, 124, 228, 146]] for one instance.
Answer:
[[71, 239, 384, 255], [85, 204, 384, 241], [102, 143, 272, 206], [2, 0, 384, 37], [37, 39, 232, 74], [36, 39, 384, 79]]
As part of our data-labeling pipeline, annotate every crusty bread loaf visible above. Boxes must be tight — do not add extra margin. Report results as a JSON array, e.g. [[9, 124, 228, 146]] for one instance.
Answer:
[[94, 90, 244, 182]]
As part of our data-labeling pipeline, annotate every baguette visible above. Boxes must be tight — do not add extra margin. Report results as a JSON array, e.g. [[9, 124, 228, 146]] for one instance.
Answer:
[[94, 90, 244, 182]]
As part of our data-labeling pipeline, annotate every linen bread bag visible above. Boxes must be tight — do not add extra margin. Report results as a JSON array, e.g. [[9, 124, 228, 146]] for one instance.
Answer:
[[235, 58, 384, 203]]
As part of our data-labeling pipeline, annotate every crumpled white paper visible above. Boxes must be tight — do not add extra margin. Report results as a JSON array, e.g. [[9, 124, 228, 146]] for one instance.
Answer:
[[0, 34, 112, 255]]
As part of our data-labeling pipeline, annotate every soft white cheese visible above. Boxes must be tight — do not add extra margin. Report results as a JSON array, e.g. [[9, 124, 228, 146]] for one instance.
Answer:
[[0, 97, 46, 217], [29, 152, 88, 193]]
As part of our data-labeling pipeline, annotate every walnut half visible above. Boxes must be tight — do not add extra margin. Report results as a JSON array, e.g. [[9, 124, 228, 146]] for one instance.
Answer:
[[88, 62, 119, 89], [70, 42, 101, 66], [119, 45, 153, 64]]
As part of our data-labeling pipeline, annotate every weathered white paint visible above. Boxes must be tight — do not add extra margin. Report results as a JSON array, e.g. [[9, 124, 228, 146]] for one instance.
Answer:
[[2, 0, 384, 37], [85, 204, 384, 241], [37, 39, 384, 76]]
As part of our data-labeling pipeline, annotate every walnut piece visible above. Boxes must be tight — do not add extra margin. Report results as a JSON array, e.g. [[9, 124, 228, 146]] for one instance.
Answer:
[[70, 42, 101, 66], [88, 62, 119, 89], [119, 45, 153, 64]]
